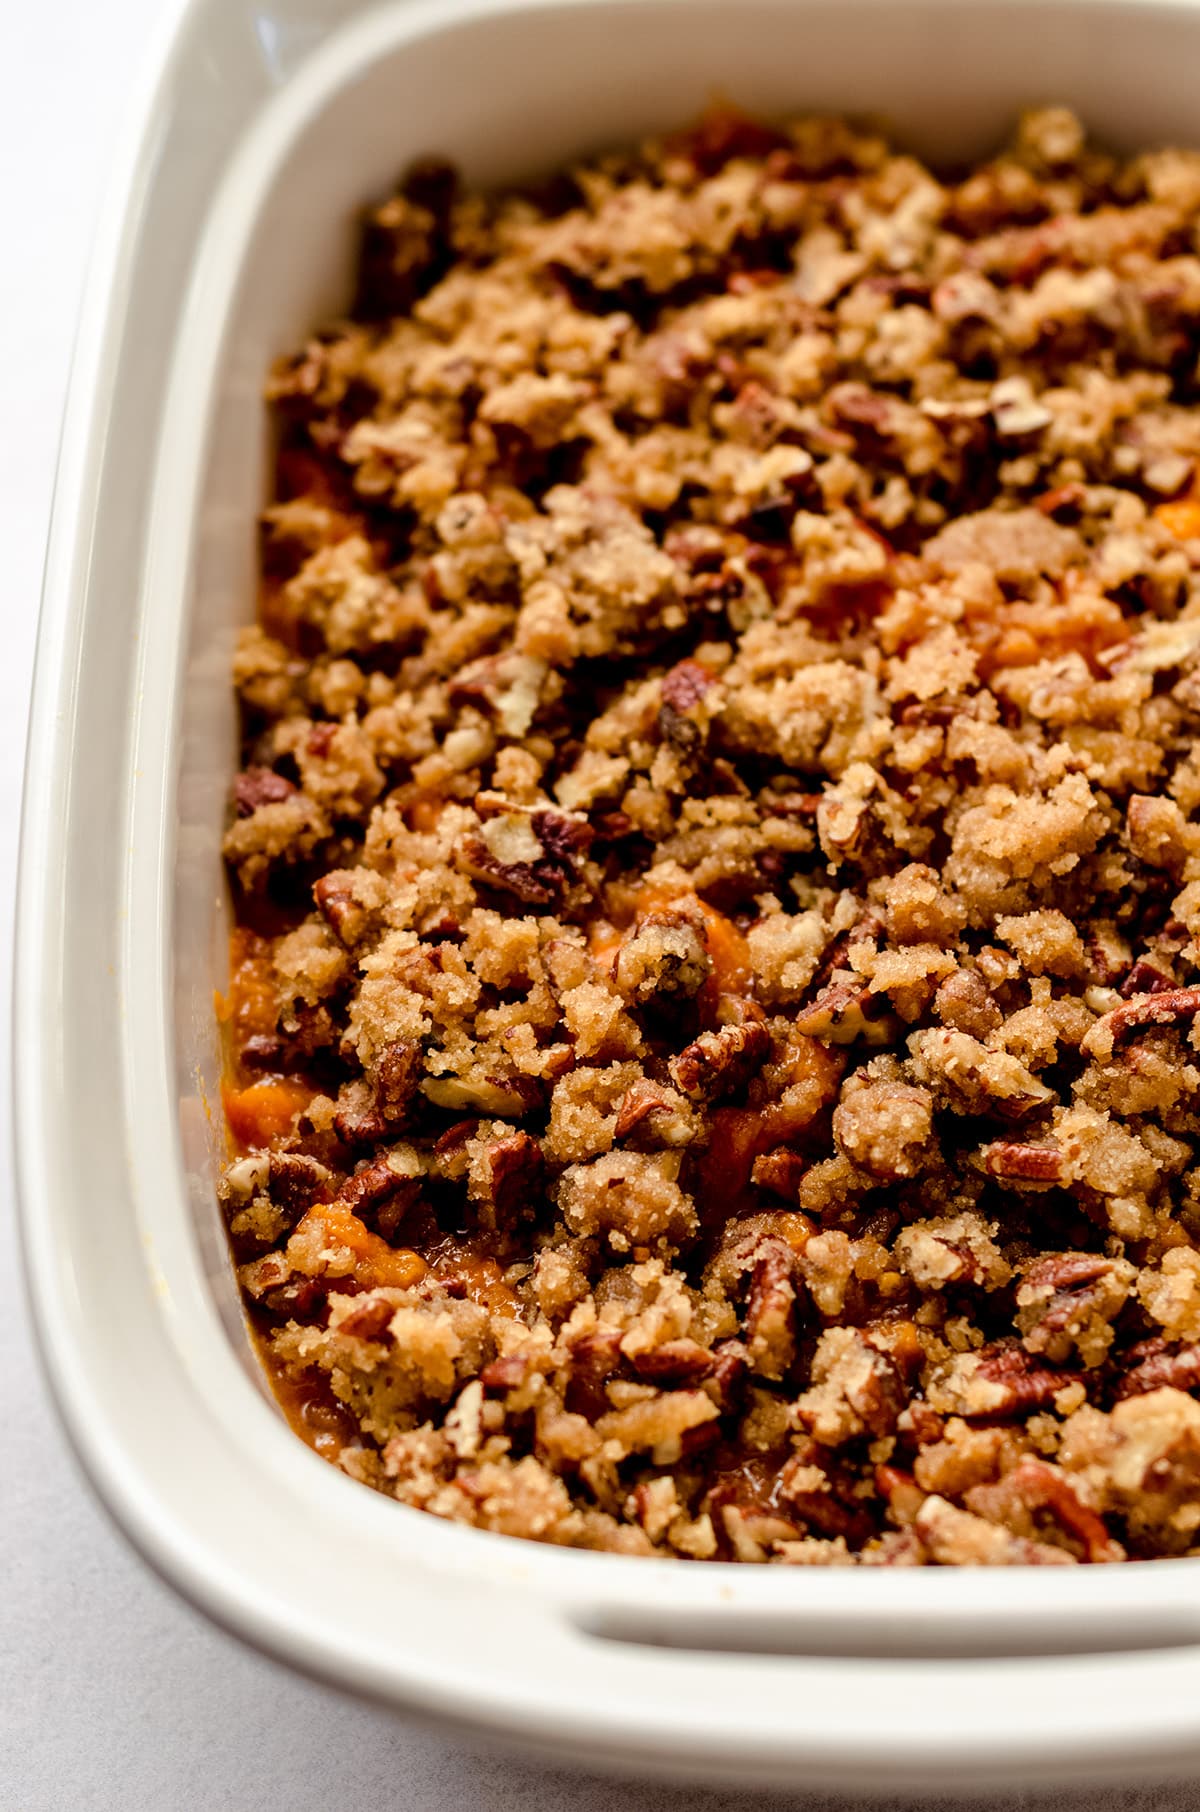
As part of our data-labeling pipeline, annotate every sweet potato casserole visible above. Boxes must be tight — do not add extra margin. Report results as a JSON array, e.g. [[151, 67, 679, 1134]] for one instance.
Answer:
[[221, 106, 1200, 1565]]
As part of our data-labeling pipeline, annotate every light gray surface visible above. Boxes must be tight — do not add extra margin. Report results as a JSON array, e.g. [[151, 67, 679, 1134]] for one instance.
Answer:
[[3, 5, 1200, 1808]]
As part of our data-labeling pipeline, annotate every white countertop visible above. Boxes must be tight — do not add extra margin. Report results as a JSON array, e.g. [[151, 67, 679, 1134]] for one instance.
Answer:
[[3, 5, 1200, 1807]]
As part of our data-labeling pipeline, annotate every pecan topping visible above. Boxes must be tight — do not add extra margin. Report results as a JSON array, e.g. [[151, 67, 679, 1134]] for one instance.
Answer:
[[235, 766, 297, 815], [751, 1146, 809, 1201], [661, 659, 717, 714], [267, 1152, 333, 1217]]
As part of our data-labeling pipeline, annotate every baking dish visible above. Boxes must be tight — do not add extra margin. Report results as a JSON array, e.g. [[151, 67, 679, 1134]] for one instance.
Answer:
[[20, 0, 1200, 1790]]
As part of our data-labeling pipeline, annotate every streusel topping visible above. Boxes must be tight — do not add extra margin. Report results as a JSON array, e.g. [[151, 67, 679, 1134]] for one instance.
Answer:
[[221, 108, 1200, 1564]]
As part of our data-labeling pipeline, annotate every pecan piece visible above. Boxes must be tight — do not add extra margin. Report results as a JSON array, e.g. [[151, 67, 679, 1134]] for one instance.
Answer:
[[744, 1238, 797, 1381], [267, 1151, 333, 1217], [794, 980, 895, 1047], [776, 1446, 875, 1545], [447, 651, 548, 738], [312, 869, 380, 945], [612, 1078, 698, 1150], [669, 1014, 770, 1101], [658, 659, 717, 756], [1084, 986, 1200, 1058], [1116, 1341, 1200, 1400], [1119, 959, 1175, 1000], [914, 1494, 1075, 1566], [458, 792, 595, 909], [751, 1146, 809, 1201], [661, 659, 717, 714], [705, 1338, 750, 1412], [564, 1327, 625, 1420], [1022, 1253, 1145, 1362], [983, 1140, 1066, 1184], [628, 1339, 715, 1385], [336, 1295, 396, 1342], [614, 909, 711, 1006], [234, 766, 297, 815], [472, 1128, 544, 1227], [479, 1353, 532, 1396], [965, 1457, 1123, 1564], [795, 1327, 906, 1445], [336, 1149, 424, 1238], [375, 1039, 422, 1120], [972, 1343, 1080, 1417]]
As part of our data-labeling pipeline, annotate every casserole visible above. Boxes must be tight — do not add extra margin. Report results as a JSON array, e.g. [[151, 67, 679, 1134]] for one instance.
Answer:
[[19, 0, 1200, 1787]]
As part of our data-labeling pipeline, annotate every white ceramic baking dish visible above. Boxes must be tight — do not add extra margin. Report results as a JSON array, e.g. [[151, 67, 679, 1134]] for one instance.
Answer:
[[21, 0, 1200, 1791]]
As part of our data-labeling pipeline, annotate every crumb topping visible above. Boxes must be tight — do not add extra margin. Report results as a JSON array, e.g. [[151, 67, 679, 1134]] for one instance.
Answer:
[[220, 106, 1200, 1564]]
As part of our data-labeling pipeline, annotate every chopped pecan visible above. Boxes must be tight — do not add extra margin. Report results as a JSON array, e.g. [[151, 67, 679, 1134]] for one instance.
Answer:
[[422, 1073, 541, 1117], [1085, 986, 1200, 1055], [612, 1078, 698, 1149], [333, 1089, 389, 1146], [447, 650, 548, 738], [661, 659, 718, 714], [1119, 959, 1175, 999], [1017, 1253, 1134, 1368], [775, 1446, 875, 1545], [658, 660, 717, 756], [564, 1327, 625, 1420], [795, 1327, 907, 1445], [614, 910, 711, 1005], [983, 1140, 1066, 1184], [238, 1034, 286, 1072], [336, 1295, 396, 1342], [743, 1238, 797, 1381], [973, 1343, 1080, 1417], [794, 981, 895, 1046], [479, 1353, 534, 1396], [934, 968, 1003, 1038], [914, 1494, 1075, 1566], [312, 869, 380, 945], [669, 1013, 770, 1100], [267, 1152, 332, 1217], [1116, 1341, 1200, 1400], [751, 1147, 809, 1201], [459, 792, 595, 908], [629, 1339, 715, 1385], [235, 766, 297, 815], [336, 1150, 423, 1237], [966, 1457, 1123, 1564], [705, 1338, 750, 1412], [375, 1040, 422, 1119], [473, 1129, 544, 1226], [261, 1277, 325, 1321], [874, 1464, 926, 1526]]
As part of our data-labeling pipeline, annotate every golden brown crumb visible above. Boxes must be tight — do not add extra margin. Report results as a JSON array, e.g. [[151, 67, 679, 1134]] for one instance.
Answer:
[[220, 105, 1200, 1564]]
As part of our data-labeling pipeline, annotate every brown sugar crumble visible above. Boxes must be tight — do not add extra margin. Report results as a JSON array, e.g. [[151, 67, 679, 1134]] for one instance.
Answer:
[[220, 105, 1200, 1565]]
